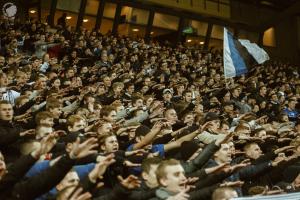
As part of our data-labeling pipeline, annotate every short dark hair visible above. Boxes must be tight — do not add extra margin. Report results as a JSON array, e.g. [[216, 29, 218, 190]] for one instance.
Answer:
[[0, 100, 11, 106], [212, 187, 237, 200], [156, 159, 181, 185]]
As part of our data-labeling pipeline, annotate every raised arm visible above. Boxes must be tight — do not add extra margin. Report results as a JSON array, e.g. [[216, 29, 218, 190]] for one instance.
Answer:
[[132, 122, 163, 150]]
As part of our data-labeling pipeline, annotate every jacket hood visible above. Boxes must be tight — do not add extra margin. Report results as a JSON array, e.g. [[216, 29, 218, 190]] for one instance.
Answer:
[[155, 188, 177, 199]]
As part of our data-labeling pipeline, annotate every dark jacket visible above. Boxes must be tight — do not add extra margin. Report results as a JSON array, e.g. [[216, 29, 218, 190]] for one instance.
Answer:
[[0, 154, 37, 199], [10, 154, 75, 200], [205, 159, 272, 196], [75, 174, 134, 200], [182, 142, 220, 174], [0, 120, 25, 163], [128, 181, 157, 200], [150, 185, 218, 200]]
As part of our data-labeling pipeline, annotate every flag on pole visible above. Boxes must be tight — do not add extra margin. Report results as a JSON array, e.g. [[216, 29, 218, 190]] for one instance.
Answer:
[[223, 28, 269, 78]]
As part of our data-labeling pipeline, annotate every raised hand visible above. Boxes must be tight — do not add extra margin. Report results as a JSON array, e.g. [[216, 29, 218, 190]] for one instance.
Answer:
[[230, 160, 251, 173], [20, 129, 35, 137], [53, 130, 67, 137], [118, 175, 141, 189], [215, 132, 233, 146], [220, 181, 244, 187], [151, 121, 164, 132], [123, 160, 141, 167], [69, 138, 98, 159], [260, 186, 285, 196], [31, 133, 57, 159], [68, 187, 92, 200], [205, 163, 230, 174], [166, 188, 190, 200], [125, 149, 148, 156], [271, 156, 286, 167], [274, 145, 295, 154], [198, 121, 214, 133], [278, 137, 292, 143], [88, 154, 115, 183]]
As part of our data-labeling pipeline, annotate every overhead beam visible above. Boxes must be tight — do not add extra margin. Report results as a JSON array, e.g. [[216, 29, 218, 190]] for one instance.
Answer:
[[260, 1, 300, 31], [76, 0, 88, 31], [95, 0, 106, 30], [106, 0, 260, 32]]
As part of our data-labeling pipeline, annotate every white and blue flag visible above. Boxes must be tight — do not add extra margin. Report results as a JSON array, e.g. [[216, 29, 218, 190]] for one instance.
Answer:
[[223, 28, 269, 78]]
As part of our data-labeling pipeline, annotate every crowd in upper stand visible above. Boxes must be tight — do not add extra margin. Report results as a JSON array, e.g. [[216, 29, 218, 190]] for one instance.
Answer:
[[0, 15, 299, 200]]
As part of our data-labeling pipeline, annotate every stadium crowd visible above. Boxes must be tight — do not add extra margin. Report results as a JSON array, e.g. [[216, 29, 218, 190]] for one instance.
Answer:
[[0, 16, 300, 200]]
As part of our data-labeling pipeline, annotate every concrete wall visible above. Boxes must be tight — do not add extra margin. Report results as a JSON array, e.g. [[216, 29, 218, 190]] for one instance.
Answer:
[[265, 16, 299, 65], [231, 1, 299, 65]]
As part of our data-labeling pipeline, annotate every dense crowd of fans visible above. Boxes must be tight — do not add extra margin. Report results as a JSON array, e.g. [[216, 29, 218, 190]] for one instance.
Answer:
[[0, 15, 300, 200]]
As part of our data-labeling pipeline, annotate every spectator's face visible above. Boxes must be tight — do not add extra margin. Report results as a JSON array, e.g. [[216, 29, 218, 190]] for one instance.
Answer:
[[271, 94, 278, 101], [252, 105, 259, 113], [104, 111, 116, 123], [103, 77, 111, 87], [228, 141, 235, 155], [67, 70, 75, 78], [260, 101, 266, 109], [183, 114, 194, 125], [0, 74, 8, 86], [223, 92, 231, 102], [101, 54, 108, 62], [142, 164, 159, 188], [160, 164, 187, 193], [224, 105, 234, 113], [210, 120, 220, 131], [163, 92, 172, 101], [49, 107, 62, 119], [194, 104, 204, 114], [214, 144, 232, 163], [69, 120, 86, 132], [289, 101, 297, 109], [144, 78, 151, 86], [257, 130, 266, 138], [102, 136, 119, 153], [40, 117, 54, 128], [245, 144, 262, 160], [0, 152, 6, 178], [113, 86, 123, 94], [133, 99, 143, 108], [146, 97, 154, 107], [232, 89, 239, 98], [165, 109, 178, 123], [36, 126, 53, 138], [0, 57, 5, 65], [260, 87, 267, 96], [97, 123, 112, 134], [36, 77, 47, 89], [184, 92, 193, 103], [97, 85, 106, 94], [214, 74, 221, 82], [16, 75, 27, 85], [127, 85, 134, 94], [207, 78, 214, 86], [0, 103, 13, 121], [81, 67, 88, 74], [52, 79, 61, 89], [177, 85, 185, 94]]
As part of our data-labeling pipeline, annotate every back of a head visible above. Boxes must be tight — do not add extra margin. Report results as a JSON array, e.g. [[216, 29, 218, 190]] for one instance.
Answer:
[[156, 159, 180, 184], [212, 187, 238, 200]]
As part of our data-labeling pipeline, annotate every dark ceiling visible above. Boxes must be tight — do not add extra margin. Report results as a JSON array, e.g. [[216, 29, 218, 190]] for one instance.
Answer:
[[236, 0, 298, 11]]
